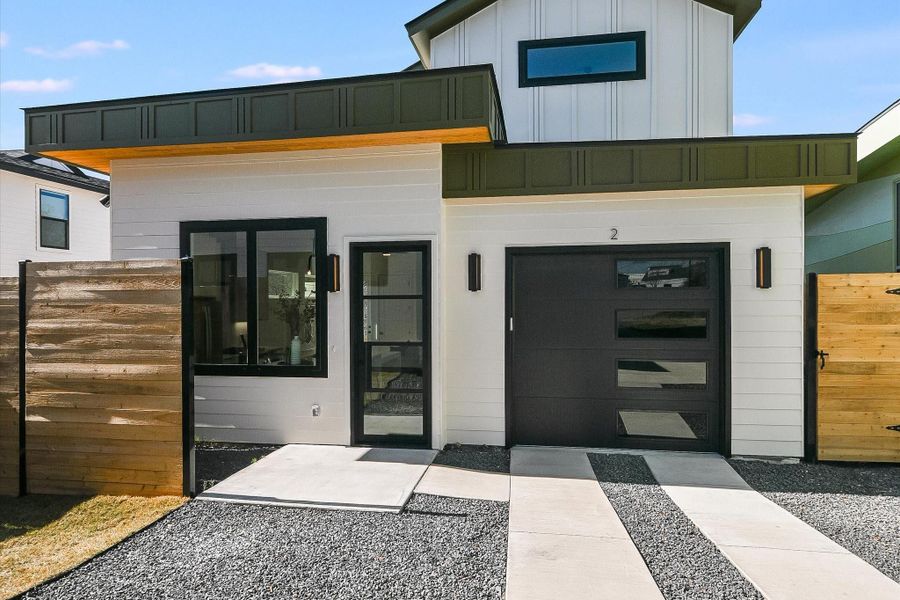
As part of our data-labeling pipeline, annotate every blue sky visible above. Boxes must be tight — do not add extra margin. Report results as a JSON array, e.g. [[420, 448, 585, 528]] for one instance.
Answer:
[[1, 0, 898, 149]]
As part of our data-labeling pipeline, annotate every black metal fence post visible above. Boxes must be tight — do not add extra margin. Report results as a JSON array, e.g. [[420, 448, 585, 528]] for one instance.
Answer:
[[17, 260, 29, 496], [804, 272, 818, 462], [180, 257, 196, 497]]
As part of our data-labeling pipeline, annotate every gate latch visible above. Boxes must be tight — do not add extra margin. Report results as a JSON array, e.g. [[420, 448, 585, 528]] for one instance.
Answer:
[[816, 350, 829, 371], [887, 288, 900, 296], [887, 424, 900, 433]]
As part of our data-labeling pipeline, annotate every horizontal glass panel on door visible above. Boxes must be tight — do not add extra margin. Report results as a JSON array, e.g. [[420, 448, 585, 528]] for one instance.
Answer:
[[363, 299, 423, 343], [617, 259, 709, 288], [256, 229, 317, 367], [617, 360, 707, 390], [617, 310, 708, 339], [363, 251, 423, 296], [369, 345, 423, 391], [190, 231, 249, 365], [363, 392, 424, 437], [617, 410, 708, 440]]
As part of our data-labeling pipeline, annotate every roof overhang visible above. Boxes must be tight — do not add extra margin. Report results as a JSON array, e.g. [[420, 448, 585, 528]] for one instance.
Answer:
[[0, 160, 109, 194], [442, 134, 857, 200], [857, 98, 900, 180], [406, 0, 762, 67], [23, 66, 507, 174]]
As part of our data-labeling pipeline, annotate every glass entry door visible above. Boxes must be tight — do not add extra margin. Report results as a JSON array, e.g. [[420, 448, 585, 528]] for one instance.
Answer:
[[351, 242, 431, 446]]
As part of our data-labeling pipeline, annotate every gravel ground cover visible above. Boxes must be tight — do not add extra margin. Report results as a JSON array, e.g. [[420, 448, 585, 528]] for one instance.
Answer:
[[195, 442, 282, 492], [729, 459, 900, 583], [589, 453, 763, 600], [22, 494, 508, 600], [433, 444, 510, 473]]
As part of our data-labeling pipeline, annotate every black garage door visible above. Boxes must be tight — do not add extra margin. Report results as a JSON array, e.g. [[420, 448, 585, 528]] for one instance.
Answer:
[[507, 245, 727, 452]]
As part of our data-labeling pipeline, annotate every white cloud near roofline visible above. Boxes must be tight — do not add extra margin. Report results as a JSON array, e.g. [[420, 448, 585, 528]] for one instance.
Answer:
[[227, 62, 323, 83], [0, 32, 8, 48], [0, 78, 73, 92], [733, 113, 774, 128]]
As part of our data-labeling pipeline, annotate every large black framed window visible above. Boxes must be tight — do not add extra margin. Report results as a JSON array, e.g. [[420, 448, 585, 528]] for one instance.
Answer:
[[180, 218, 327, 377], [519, 32, 646, 88], [39, 189, 70, 249]]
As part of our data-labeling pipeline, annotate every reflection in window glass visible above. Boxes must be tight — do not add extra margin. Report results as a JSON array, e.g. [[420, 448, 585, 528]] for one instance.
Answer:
[[363, 299, 423, 343], [617, 360, 707, 389], [370, 345, 423, 390], [617, 259, 708, 288], [257, 229, 317, 367], [362, 251, 422, 296], [191, 231, 248, 365], [617, 310, 708, 339], [617, 410, 708, 440], [364, 392, 424, 436], [527, 41, 637, 79]]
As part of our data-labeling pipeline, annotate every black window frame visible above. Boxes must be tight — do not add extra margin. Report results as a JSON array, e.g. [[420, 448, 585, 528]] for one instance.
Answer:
[[39, 188, 70, 250], [180, 217, 328, 378], [519, 31, 647, 88], [895, 179, 899, 272]]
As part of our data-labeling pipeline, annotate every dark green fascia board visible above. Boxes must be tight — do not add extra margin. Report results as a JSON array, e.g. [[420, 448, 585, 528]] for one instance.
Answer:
[[406, 0, 761, 66], [23, 65, 507, 153], [443, 133, 857, 199]]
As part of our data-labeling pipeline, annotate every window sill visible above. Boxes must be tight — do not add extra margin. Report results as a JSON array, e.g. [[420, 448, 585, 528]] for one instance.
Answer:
[[194, 364, 328, 378]]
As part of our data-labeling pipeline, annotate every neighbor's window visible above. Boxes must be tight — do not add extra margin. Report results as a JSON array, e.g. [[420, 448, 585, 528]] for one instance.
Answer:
[[519, 32, 646, 87], [182, 218, 327, 377], [39, 189, 69, 249]]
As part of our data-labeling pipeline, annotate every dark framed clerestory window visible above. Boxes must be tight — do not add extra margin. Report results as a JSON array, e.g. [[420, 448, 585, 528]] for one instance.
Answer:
[[519, 31, 646, 88], [39, 189, 70, 249], [180, 217, 328, 377]]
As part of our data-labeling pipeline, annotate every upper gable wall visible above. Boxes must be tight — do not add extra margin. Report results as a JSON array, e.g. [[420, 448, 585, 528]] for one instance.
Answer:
[[431, 0, 733, 143]]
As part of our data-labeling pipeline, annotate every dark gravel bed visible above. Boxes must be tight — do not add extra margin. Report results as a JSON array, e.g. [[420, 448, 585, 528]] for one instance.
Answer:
[[433, 444, 510, 473], [22, 494, 508, 600], [589, 453, 763, 600], [729, 459, 900, 583], [195, 443, 282, 492]]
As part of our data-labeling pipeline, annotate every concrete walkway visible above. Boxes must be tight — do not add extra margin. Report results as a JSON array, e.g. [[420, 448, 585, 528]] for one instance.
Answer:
[[414, 464, 510, 501], [644, 453, 900, 600], [198, 444, 436, 512], [505, 447, 663, 600]]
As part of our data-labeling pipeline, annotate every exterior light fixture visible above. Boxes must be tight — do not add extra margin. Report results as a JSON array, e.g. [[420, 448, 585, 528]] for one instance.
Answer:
[[468, 253, 482, 292], [756, 247, 772, 289], [326, 254, 341, 292]]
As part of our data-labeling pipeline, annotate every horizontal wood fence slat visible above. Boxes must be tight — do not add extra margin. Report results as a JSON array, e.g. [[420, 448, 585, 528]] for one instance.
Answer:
[[0, 277, 20, 496], [816, 273, 900, 463], [24, 260, 185, 496]]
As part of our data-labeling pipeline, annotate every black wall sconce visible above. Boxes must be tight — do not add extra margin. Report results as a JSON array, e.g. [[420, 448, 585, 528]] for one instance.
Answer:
[[326, 254, 341, 292], [468, 253, 482, 292], [756, 247, 772, 289]]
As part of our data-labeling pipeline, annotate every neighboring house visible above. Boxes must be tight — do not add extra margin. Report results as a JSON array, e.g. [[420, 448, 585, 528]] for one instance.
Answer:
[[806, 99, 900, 273], [0, 150, 111, 276], [21, 0, 857, 459]]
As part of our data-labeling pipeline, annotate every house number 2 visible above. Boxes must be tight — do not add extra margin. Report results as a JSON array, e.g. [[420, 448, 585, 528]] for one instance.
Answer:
[[610, 228, 619, 240]]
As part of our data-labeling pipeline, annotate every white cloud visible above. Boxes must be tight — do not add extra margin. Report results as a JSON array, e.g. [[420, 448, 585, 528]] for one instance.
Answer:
[[228, 62, 322, 82], [0, 32, 8, 48], [0, 78, 73, 92], [26, 39, 129, 59], [733, 113, 774, 128]]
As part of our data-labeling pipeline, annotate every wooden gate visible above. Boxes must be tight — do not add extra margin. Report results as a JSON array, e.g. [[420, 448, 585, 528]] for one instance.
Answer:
[[0, 277, 20, 496], [813, 273, 900, 462]]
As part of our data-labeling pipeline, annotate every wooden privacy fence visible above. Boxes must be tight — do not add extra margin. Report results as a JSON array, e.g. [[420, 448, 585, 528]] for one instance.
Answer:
[[1, 259, 193, 497], [810, 273, 900, 463], [0, 277, 19, 496]]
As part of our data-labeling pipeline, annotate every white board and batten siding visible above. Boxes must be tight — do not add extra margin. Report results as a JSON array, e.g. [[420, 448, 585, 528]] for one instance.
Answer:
[[0, 170, 111, 277], [109, 144, 445, 448], [431, 0, 733, 143], [443, 187, 806, 457]]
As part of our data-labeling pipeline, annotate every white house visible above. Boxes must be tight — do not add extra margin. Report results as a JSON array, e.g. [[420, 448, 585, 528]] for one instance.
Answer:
[[0, 150, 111, 277], [21, 0, 857, 458]]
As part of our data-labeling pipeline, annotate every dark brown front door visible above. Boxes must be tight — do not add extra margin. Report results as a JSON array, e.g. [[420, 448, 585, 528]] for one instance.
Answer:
[[350, 242, 431, 447], [507, 244, 727, 452]]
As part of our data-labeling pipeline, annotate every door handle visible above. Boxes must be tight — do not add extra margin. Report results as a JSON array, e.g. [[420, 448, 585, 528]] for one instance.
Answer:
[[816, 350, 829, 371]]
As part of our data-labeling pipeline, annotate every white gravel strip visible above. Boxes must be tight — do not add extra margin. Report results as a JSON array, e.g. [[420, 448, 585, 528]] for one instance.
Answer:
[[729, 459, 900, 583], [22, 494, 508, 600], [589, 453, 763, 600]]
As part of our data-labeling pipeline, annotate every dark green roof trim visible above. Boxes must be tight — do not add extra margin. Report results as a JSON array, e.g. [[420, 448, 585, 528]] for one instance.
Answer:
[[407, 0, 761, 66], [443, 134, 857, 198], [23, 65, 506, 154]]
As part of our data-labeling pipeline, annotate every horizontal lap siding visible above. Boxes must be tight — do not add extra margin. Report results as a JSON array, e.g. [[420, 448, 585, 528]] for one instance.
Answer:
[[24, 260, 183, 496], [110, 145, 443, 446], [0, 278, 19, 495], [444, 188, 806, 456]]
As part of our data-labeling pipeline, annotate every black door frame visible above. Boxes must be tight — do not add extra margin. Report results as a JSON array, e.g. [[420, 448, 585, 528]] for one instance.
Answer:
[[350, 241, 432, 448], [505, 242, 731, 455]]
